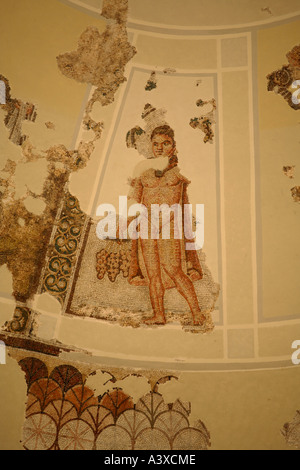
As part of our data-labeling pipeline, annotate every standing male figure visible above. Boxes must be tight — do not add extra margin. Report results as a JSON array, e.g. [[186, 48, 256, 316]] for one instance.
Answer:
[[128, 125, 207, 326]]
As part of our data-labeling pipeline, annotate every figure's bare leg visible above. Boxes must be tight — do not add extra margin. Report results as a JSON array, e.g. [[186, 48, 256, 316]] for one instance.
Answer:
[[161, 239, 206, 326], [166, 268, 206, 325], [140, 239, 166, 324]]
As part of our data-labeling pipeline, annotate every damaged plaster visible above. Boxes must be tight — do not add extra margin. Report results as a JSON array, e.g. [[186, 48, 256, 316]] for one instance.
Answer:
[[2, 0, 213, 451], [56, 25, 136, 107], [261, 7, 273, 15], [1, 7, 201, 447], [283, 165, 295, 179], [0, 74, 37, 146], [189, 98, 217, 144], [2, 348, 211, 451], [87, 372, 150, 403], [101, 0, 129, 24], [45, 122, 55, 131], [163, 68, 177, 75], [291, 186, 300, 203], [0, 136, 95, 333], [282, 166, 300, 203], [267, 44, 300, 110], [282, 411, 300, 449], [0, 0, 136, 335], [145, 71, 158, 91], [126, 103, 169, 159], [56, 15, 136, 165]]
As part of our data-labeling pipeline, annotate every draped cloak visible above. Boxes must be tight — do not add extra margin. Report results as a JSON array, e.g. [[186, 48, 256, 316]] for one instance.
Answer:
[[126, 160, 203, 289]]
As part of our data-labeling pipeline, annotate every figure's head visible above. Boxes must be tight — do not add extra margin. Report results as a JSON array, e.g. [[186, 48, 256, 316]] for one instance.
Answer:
[[151, 125, 176, 158]]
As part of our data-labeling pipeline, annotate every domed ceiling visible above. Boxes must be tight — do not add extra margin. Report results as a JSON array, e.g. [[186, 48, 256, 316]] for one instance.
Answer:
[[62, 0, 300, 30]]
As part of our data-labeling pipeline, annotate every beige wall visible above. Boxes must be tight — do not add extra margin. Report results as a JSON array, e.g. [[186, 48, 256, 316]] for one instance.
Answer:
[[257, 20, 300, 320], [0, 0, 299, 450]]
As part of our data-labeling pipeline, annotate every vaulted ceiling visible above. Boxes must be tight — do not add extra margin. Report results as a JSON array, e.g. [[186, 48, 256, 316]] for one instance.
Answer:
[[63, 0, 300, 30]]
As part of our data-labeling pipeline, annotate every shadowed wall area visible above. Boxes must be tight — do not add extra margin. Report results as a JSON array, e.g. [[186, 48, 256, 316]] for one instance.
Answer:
[[0, 0, 299, 450]]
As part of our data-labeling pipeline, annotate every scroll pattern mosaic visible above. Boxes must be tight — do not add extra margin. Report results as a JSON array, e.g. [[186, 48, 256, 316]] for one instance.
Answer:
[[41, 193, 88, 306]]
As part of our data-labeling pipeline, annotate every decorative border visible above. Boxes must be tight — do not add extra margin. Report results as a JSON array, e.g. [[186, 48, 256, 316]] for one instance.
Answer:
[[40, 193, 89, 309], [19, 357, 211, 451], [4, 306, 32, 334]]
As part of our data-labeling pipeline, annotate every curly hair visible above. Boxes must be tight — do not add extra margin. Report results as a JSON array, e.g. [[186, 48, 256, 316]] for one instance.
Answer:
[[151, 125, 176, 145]]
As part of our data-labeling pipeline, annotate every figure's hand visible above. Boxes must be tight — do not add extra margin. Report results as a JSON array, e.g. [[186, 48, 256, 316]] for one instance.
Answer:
[[116, 215, 136, 244], [115, 222, 122, 245]]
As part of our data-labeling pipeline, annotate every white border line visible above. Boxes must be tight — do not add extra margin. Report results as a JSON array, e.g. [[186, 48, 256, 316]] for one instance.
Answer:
[[247, 32, 260, 359], [127, 11, 300, 32], [58, 0, 300, 33], [216, 38, 228, 358]]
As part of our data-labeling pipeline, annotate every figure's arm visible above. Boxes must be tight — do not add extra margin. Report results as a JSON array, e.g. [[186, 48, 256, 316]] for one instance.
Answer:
[[116, 177, 143, 240], [128, 176, 143, 205]]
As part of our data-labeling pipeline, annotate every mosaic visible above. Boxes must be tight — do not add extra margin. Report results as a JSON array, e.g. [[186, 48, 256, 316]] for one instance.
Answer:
[[19, 357, 211, 451], [267, 44, 300, 110]]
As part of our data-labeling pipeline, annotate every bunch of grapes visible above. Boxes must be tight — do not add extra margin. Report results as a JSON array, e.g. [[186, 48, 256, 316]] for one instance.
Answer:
[[96, 249, 108, 280], [107, 252, 121, 282], [119, 249, 131, 278]]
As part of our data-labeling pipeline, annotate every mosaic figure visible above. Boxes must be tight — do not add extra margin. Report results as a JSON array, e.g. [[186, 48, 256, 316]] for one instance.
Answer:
[[124, 125, 210, 327]]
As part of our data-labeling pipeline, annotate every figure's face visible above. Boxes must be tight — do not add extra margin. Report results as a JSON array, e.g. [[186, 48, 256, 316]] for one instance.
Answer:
[[151, 134, 175, 158]]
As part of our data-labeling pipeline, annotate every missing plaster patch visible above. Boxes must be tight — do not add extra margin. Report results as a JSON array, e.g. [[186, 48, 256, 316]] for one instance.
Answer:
[[31, 293, 62, 315], [0, 354, 26, 449], [57, 5, 135, 149], [101, 0, 128, 23], [158, 376, 204, 427], [190, 98, 217, 144], [156, 376, 181, 403], [0, 265, 14, 295], [291, 186, 300, 203], [163, 68, 176, 75], [0, 74, 37, 146], [45, 122, 55, 130], [267, 45, 300, 110], [0, 302, 16, 329], [57, 24, 136, 107], [113, 375, 150, 403], [282, 411, 300, 449], [86, 370, 115, 397], [14, 159, 48, 200], [145, 71, 157, 92], [261, 7, 273, 15], [283, 166, 295, 179], [23, 196, 46, 216]]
